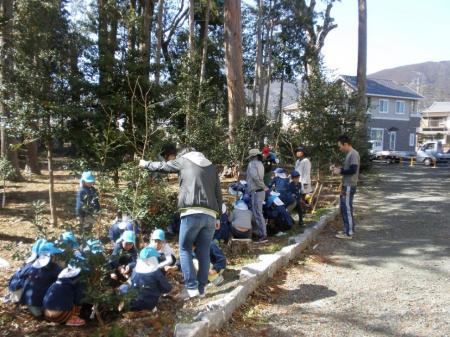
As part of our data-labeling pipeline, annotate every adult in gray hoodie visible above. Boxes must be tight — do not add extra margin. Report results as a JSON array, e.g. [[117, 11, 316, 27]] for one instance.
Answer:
[[139, 147, 222, 299]]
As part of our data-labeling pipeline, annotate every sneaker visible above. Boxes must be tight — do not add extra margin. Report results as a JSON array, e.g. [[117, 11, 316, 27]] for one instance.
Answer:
[[335, 233, 352, 240], [336, 230, 345, 235], [66, 316, 86, 327], [178, 288, 200, 301], [212, 274, 224, 286], [275, 232, 287, 237], [257, 236, 269, 244]]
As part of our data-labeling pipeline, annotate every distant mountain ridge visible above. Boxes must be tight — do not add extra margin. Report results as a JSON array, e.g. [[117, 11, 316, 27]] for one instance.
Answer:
[[369, 60, 450, 110]]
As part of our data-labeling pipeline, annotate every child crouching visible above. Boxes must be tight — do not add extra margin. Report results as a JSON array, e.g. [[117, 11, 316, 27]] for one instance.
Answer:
[[43, 265, 85, 326], [120, 247, 172, 311]]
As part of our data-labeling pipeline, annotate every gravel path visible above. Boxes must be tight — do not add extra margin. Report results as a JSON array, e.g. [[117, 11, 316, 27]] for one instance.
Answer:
[[222, 165, 450, 337]]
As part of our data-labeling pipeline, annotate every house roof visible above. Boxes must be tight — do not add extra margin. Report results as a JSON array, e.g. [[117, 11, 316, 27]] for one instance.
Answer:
[[340, 75, 424, 100], [423, 101, 450, 113]]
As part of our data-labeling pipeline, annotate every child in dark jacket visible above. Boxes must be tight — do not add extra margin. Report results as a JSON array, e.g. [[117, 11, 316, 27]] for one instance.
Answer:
[[213, 204, 231, 243], [109, 230, 138, 282], [269, 168, 294, 206], [6, 239, 48, 303], [76, 171, 100, 234], [20, 242, 63, 317], [288, 170, 304, 226], [43, 266, 85, 326], [108, 215, 141, 244], [120, 246, 172, 311]]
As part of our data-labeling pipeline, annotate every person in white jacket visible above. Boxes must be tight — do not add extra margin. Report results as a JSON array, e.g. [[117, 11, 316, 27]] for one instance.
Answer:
[[294, 147, 312, 194]]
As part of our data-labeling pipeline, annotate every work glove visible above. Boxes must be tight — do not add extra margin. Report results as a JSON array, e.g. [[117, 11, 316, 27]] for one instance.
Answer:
[[139, 159, 150, 168]]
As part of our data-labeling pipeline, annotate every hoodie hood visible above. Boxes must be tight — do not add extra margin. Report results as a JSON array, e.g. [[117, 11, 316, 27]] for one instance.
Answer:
[[182, 151, 212, 167]]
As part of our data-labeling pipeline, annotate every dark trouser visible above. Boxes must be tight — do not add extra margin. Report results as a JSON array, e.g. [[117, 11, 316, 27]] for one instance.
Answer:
[[231, 226, 252, 239], [340, 186, 356, 235], [288, 198, 303, 225]]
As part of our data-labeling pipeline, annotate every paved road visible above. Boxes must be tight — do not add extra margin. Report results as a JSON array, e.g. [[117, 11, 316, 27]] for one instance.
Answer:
[[225, 165, 450, 337]]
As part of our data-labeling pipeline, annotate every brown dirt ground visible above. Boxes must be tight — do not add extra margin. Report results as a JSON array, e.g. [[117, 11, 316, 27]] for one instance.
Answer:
[[0, 161, 341, 337]]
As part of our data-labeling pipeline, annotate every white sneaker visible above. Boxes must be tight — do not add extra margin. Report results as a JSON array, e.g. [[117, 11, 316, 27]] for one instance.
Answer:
[[335, 233, 353, 240], [178, 288, 200, 301]]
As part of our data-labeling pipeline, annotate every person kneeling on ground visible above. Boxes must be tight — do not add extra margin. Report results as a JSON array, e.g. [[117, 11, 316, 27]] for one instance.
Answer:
[[230, 200, 253, 239], [20, 242, 64, 317], [43, 265, 85, 326], [149, 229, 176, 271], [264, 193, 293, 236], [119, 246, 172, 311], [109, 230, 138, 282]]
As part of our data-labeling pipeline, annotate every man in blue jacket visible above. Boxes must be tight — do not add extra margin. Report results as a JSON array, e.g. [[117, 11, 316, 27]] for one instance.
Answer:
[[139, 147, 222, 300]]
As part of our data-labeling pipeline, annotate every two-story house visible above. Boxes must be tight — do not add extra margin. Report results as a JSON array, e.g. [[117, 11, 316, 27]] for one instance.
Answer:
[[417, 102, 450, 147], [339, 76, 423, 152]]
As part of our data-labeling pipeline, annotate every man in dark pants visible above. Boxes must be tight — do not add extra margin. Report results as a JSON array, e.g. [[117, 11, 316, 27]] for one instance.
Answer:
[[332, 135, 360, 239], [139, 147, 222, 299]]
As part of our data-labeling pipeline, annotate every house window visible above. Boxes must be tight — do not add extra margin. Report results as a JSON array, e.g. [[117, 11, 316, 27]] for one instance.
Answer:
[[395, 101, 405, 114], [370, 128, 384, 151], [409, 133, 415, 147], [379, 99, 388, 113]]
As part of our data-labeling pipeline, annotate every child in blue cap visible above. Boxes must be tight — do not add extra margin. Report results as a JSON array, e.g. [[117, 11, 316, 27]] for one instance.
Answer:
[[19, 242, 64, 317], [5, 238, 47, 303], [43, 265, 85, 326], [119, 246, 172, 311], [269, 168, 294, 206], [149, 229, 175, 271], [108, 212, 141, 245], [75, 171, 101, 234], [109, 230, 138, 283]]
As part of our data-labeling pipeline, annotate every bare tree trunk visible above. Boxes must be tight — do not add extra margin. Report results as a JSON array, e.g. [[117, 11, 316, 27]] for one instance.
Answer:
[[263, 16, 274, 116], [140, 0, 155, 80], [356, 0, 367, 114], [277, 71, 284, 122], [26, 141, 41, 174], [199, 0, 211, 87], [97, 0, 108, 89], [0, 0, 22, 179], [252, 0, 263, 115], [46, 137, 57, 227], [257, 27, 266, 115], [188, 0, 195, 61], [224, 0, 245, 141], [128, 0, 137, 51], [154, 0, 164, 85]]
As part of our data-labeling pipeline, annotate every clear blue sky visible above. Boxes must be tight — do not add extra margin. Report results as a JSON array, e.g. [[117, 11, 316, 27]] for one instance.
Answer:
[[322, 0, 450, 75]]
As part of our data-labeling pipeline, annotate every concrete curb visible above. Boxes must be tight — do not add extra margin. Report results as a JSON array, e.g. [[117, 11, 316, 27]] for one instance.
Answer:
[[174, 206, 340, 337]]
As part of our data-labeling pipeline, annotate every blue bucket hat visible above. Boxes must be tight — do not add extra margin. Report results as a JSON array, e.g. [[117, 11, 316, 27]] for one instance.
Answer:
[[291, 170, 300, 178], [139, 246, 160, 260], [84, 239, 104, 254], [122, 230, 136, 244], [80, 171, 95, 184], [273, 167, 285, 174], [39, 242, 64, 255], [26, 238, 47, 263], [59, 231, 79, 248], [151, 229, 165, 241], [32, 242, 64, 269]]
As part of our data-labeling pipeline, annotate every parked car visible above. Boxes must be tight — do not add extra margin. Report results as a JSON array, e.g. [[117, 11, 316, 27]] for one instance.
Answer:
[[416, 141, 450, 166]]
